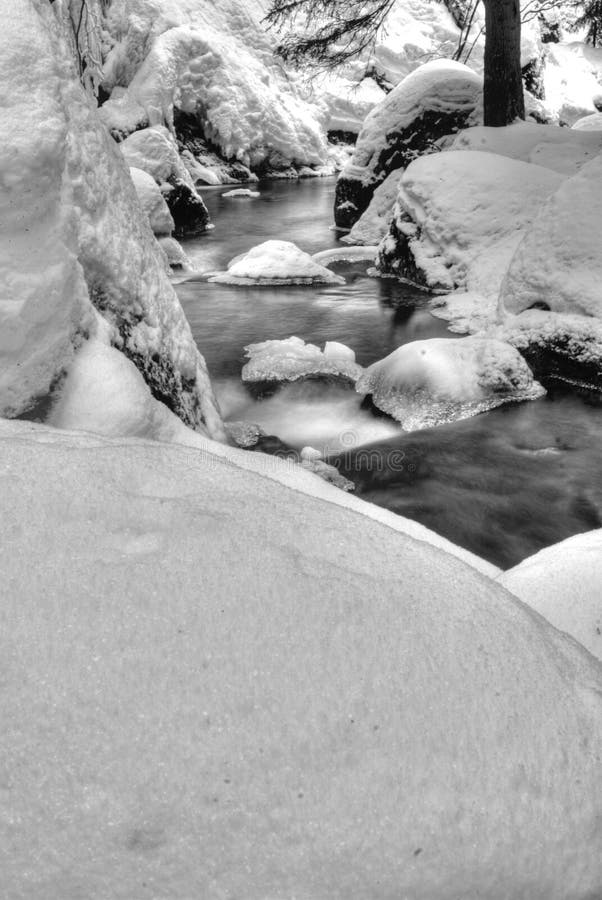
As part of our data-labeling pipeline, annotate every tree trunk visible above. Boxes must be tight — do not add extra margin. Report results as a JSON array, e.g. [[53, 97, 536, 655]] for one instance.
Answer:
[[482, 0, 525, 126]]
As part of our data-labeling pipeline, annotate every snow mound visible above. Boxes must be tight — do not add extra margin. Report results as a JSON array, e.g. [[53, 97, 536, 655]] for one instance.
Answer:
[[356, 337, 545, 429], [500, 529, 602, 662], [573, 112, 602, 130], [100, 1, 327, 169], [451, 121, 602, 175], [157, 235, 190, 269], [342, 170, 403, 246], [129, 166, 174, 235], [0, 0, 223, 440], [3, 416, 602, 898], [120, 124, 190, 184], [242, 336, 363, 385], [500, 153, 602, 318], [209, 240, 345, 286], [334, 59, 482, 228], [222, 188, 261, 198], [377, 151, 563, 293]]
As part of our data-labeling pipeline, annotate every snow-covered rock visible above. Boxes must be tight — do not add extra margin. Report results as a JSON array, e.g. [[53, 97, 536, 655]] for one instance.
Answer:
[[377, 151, 563, 293], [242, 336, 363, 385], [500, 529, 602, 662], [222, 188, 261, 198], [3, 415, 602, 898], [209, 240, 346, 286], [341, 170, 403, 246], [499, 153, 602, 318], [129, 166, 175, 235], [356, 337, 545, 429], [334, 60, 482, 229], [99, 0, 327, 170], [0, 0, 223, 440], [157, 235, 190, 269], [451, 121, 602, 175], [573, 112, 602, 130]]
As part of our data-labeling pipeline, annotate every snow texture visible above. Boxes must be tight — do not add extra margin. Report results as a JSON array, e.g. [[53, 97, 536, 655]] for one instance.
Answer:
[[356, 337, 545, 429], [209, 240, 346, 286], [500, 529, 602, 662], [573, 112, 602, 130], [377, 151, 563, 293], [120, 124, 193, 185], [2, 416, 602, 898], [242, 336, 363, 385], [0, 0, 223, 440], [129, 166, 175, 235], [500, 153, 602, 318], [341, 170, 403, 246]]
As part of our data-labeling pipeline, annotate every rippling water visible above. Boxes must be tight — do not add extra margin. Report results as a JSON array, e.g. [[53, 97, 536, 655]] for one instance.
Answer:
[[177, 177, 602, 568]]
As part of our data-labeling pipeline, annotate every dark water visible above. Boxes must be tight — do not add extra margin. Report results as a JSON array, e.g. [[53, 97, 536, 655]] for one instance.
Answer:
[[177, 177, 602, 569]]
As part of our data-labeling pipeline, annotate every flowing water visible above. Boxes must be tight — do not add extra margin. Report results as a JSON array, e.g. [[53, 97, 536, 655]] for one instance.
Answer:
[[177, 177, 602, 569]]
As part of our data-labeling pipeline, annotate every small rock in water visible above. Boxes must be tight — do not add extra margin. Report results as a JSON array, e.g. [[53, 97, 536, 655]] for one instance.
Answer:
[[225, 421, 266, 448], [242, 336, 363, 386], [222, 188, 261, 198], [300, 446, 323, 461], [209, 240, 345, 286]]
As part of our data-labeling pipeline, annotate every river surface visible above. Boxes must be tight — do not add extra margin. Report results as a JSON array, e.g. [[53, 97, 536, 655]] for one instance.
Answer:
[[177, 177, 602, 569]]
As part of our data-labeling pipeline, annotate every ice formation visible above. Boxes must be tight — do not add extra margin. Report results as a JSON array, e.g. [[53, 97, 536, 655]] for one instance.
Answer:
[[242, 336, 363, 385], [209, 240, 346, 286], [356, 337, 545, 430], [499, 529, 602, 662], [3, 416, 602, 897], [0, 0, 223, 440]]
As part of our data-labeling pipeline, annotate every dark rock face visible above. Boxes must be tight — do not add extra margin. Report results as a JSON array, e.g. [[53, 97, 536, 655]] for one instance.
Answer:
[[507, 331, 602, 393], [333, 62, 482, 229], [376, 215, 448, 291], [163, 178, 209, 236]]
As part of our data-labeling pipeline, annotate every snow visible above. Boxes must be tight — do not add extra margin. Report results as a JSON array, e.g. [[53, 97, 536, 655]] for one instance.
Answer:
[[573, 112, 602, 130], [0, 0, 223, 440], [500, 529, 602, 662], [450, 121, 602, 175], [99, 0, 328, 168], [3, 415, 602, 897], [341, 170, 403, 246], [129, 166, 175, 235], [499, 153, 602, 318], [311, 247, 379, 265], [222, 188, 261, 198], [378, 151, 563, 293], [242, 336, 363, 384], [341, 60, 482, 187], [209, 240, 346, 286], [119, 124, 193, 185], [157, 235, 190, 269], [356, 337, 545, 429], [543, 40, 602, 125]]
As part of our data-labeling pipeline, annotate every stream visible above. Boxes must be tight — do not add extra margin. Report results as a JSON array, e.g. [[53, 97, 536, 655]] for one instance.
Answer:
[[177, 177, 602, 569]]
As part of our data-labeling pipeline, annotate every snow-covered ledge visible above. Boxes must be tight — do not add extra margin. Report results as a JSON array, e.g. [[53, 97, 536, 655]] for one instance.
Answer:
[[0, 0, 224, 440]]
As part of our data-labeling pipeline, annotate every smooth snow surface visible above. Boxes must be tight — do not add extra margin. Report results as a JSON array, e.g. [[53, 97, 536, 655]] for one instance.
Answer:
[[500, 153, 602, 318], [129, 166, 175, 235], [2, 417, 602, 899], [573, 112, 602, 130], [120, 124, 193, 185], [342, 170, 403, 245], [357, 337, 545, 429], [500, 529, 602, 662], [209, 240, 346, 286], [242, 336, 363, 384]]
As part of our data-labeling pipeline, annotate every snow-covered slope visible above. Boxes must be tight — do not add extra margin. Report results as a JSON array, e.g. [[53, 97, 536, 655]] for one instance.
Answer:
[[2, 417, 602, 899], [0, 0, 223, 439]]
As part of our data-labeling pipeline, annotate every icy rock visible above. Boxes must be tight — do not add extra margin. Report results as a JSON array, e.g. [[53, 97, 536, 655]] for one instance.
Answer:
[[301, 457, 355, 491], [242, 336, 363, 386], [377, 151, 563, 292], [334, 60, 482, 229], [157, 236, 190, 270], [222, 188, 260, 198], [500, 153, 602, 319], [341, 170, 403, 246], [300, 445, 323, 461], [499, 529, 602, 662], [0, 0, 223, 440], [356, 337, 545, 430], [225, 420, 265, 448], [129, 167, 175, 235], [209, 241, 346, 286]]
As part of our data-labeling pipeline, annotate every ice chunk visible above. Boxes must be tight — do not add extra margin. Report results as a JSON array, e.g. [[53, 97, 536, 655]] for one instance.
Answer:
[[209, 241, 345, 286], [356, 337, 545, 429], [242, 336, 363, 385]]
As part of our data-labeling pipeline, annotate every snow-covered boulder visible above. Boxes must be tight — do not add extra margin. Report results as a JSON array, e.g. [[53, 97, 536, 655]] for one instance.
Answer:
[[334, 60, 482, 229], [209, 240, 346, 286], [356, 337, 545, 430], [99, 0, 327, 170], [242, 337, 363, 387], [222, 188, 260, 198], [500, 153, 602, 319], [3, 416, 602, 898], [377, 151, 563, 293], [499, 529, 602, 663], [341, 169, 403, 246], [129, 166, 175, 235], [451, 121, 602, 175], [573, 112, 602, 130], [157, 235, 190, 269], [120, 126, 210, 234], [0, 0, 223, 440]]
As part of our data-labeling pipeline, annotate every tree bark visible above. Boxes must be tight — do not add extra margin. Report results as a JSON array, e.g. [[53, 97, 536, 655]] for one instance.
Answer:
[[482, 0, 525, 126]]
